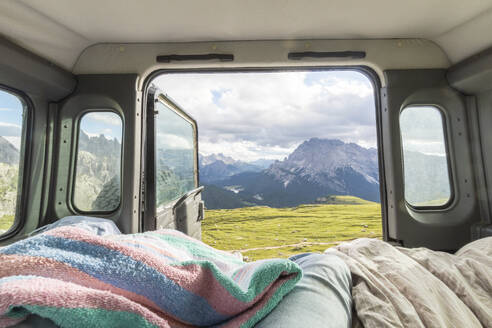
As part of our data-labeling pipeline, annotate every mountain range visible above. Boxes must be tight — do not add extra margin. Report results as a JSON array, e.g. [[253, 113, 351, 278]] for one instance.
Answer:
[[0, 136, 19, 166], [200, 138, 381, 208], [199, 153, 273, 184], [0, 133, 449, 213], [0, 136, 20, 221], [73, 131, 122, 211]]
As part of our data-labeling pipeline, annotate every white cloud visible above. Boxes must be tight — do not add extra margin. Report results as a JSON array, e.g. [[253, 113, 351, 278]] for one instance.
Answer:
[[84, 112, 122, 126], [200, 140, 299, 162], [0, 122, 22, 137], [0, 108, 12, 111], [400, 106, 447, 156], [157, 133, 193, 150], [154, 71, 376, 160]]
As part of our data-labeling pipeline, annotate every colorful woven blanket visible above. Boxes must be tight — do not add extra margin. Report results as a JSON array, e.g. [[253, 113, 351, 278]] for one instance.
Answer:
[[0, 227, 301, 328]]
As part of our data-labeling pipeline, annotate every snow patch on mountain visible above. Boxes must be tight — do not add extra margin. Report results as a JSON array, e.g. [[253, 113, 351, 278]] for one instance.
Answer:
[[224, 185, 244, 194]]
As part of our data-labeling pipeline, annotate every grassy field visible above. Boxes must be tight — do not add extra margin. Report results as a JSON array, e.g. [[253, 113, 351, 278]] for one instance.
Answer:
[[0, 214, 14, 233], [0, 196, 382, 261], [202, 196, 382, 261]]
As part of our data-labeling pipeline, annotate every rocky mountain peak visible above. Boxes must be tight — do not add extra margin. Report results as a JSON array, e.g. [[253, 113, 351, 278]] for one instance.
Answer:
[[0, 136, 20, 165], [200, 153, 237, 166], [267, 138, 379, 185]]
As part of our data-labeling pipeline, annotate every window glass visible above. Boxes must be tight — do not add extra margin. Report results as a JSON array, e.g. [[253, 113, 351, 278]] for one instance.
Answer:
[[0, 89, 26, 234], [400, 106, 451, 207], [73, 112, 123, 212], [155, 99, 196, 208]]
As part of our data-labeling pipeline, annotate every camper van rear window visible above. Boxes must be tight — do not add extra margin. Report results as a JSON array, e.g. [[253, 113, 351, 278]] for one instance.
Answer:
[[400, 105, 452, 208], [154, 100, 196, 208], [73, 111, 123, 213], [0, 88, 27, 235]]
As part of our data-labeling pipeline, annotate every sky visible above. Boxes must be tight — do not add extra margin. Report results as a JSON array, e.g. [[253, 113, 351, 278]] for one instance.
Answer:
[[155, 100, 194, 152], [0, 92, 123, 150], [400, 106, 447, 156], [0, 89, 24, 150], [154, 70, 377, 162], [0, 71, 448, 163], [79, 112, 122, 142]]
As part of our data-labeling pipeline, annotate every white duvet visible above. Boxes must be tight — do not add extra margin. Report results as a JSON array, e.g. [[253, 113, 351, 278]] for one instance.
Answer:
[[326, 237, 492, 328]]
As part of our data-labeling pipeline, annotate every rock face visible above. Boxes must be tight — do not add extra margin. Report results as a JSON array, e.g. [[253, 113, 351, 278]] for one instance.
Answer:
[[267, 138, 378, 189], [73, 131, 122, 211], [0, 136, 19, 166], [212, 138, 381, 207], [200, 153, 237, 166], [0, 137, 19, 228], [263, 138, 380, 204]]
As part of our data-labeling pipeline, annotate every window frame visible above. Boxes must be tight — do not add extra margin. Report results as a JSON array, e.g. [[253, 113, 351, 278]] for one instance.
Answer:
[[140, 66, 385, 235], [0, 84, 33, 240], [70, 109, 124, 215], [399, 104, 455, 211], [153, 93, 199, 212]]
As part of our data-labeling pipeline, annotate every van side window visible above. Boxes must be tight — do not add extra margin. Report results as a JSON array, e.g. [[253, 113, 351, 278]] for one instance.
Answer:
[[400, 106, 452, 207], [0, 88, 27, 235], [154, 99, 196, 208], [73, 111, 123, 212]]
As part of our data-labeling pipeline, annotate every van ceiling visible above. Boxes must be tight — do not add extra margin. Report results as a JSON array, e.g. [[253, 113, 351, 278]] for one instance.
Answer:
[[0, 0, 492, 71]]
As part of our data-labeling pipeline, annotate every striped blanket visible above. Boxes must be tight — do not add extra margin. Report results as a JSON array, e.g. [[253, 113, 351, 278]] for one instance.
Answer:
[[0, 227, 302, 328]]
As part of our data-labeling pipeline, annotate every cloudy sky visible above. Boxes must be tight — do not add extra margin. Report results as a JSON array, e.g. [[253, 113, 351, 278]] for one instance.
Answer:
[[0, 90, 24, 150], [154, 70, 377, 162], [400, 106, 447, 156], [79, 112, 122, 142], [0, 70, 380, 161]]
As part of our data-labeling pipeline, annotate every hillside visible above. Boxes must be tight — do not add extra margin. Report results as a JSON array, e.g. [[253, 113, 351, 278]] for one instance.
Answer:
[[202, 138, 453, 210], [0, 136, 19, 165], [199, 153, 265, 183], [211, 138, 380, 207], [73, 131, 121, 211], [0, 137, 19, 232], [202, 197, 382, 261], [0, 163, 18, 233], [403, 150, 451, 205], [201, 184, 250, 209], [315, 195, 376, 205]]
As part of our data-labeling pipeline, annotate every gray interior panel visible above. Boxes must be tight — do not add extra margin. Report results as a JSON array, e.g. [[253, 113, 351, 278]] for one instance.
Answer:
[[473, 91, 492, 237], [0, 37, 75, 100], [382, 69, 480, 250], [0, 37, 75, 244], [447, 46, 492, 238], [47, 75, 140, 234], [447, 46, 492, 95]]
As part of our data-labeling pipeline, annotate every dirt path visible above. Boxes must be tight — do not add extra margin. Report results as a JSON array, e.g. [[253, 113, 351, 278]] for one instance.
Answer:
[[232, 240, 346, 253]]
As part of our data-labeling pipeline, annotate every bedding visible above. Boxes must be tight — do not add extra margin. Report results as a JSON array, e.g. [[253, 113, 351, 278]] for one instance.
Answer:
[[2, 217, 490, 328], [326, 237, 492, 328], [29, 216, 121, 236], [0, 227, 301, 328]]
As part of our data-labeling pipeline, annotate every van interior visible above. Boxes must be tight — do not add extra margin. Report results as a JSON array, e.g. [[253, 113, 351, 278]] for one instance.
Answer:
[[0, 1, 491, 327]]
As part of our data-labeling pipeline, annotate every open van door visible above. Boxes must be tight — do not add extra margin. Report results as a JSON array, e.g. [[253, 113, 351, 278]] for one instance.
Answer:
[[142, 86, 204, 239], [381, 69, 482, 250]]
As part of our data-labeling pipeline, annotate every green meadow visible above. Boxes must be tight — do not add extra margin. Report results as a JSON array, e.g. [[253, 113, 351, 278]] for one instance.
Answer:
[[202, 196, 382, 261], [1, 196, 382, 262], [0, 214, 13, 232]]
